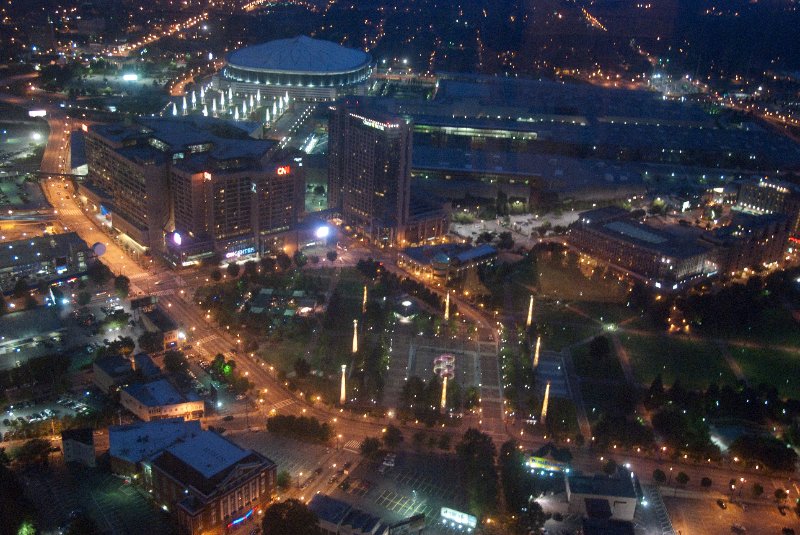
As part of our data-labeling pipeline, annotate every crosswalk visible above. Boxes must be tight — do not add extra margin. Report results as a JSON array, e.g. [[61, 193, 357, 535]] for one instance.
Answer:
[[270, 398, 295, 412], [343, 440, 361, 453], [195, 334, 218, 346], [640, 484, 676, 535]]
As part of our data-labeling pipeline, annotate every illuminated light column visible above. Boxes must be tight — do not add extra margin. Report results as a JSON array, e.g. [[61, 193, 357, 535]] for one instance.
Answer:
[[526, 295, 534, 328], [191, 91, 196, 109], [242, 100, 248, 115], [340, 365, 347, 405], [249, 94, 254, 109], [272, 101, 277, 117], [182, 96, 187, 114], [362, 285, 368, 314], [352, 319, 358, 354], [202, 104, 208, 117], [533, 335, 541, 369], [541, 381, 551, 424], [234, 108, 240, 121], [172, 102, 178, 116], [212, 99, 217, 116], [256, 89, 261, 104], [444, 291, 450, 321], [220, 93, 225, 110], [265, 109, 271, 123], [440, 375, 448, 412], [227, 86, 232, 101], [200, 86, 205, 102]]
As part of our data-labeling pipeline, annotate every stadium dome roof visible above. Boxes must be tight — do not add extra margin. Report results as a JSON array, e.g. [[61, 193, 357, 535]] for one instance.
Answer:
[[227, 36, 372, 74]]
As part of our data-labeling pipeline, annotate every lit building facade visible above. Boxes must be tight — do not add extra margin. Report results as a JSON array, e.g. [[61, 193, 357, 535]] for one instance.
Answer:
[[0, 232, 94, 293], [144, 430, 276, 535], [736, 177, 800, 236], [328, 101, 412, 246]]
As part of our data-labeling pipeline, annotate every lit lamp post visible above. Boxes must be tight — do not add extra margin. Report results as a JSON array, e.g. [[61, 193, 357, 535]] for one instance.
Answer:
[[362, 285, 368, 314], [526, 295, 534, 328], [352, 319, 358, 354], [533, 335, 541, 369], [444, 290, 450, 321], [540, 380, 551, 424], [340, 365, 347, 405]]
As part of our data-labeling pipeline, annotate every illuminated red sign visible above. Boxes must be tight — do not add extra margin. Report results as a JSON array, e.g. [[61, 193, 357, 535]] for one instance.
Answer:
[[276, 165, 290, 175]]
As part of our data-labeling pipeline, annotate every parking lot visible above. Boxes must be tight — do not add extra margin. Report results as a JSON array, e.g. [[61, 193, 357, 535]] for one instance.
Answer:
[[22, 464, 173, 534], [664, 495, 799, 535], [1, 393, 94, 439]]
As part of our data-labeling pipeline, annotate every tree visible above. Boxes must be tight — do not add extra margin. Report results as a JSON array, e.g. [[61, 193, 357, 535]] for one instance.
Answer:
[[0, 448, 9, 467], [276, 252, 292, 271], [0, 293, 6, 316], [87, 261, 112, 284], [66, 514, 100, 535], [438, 433, 451, 451], [775, 488, 788, 502], [675, 472, 689, 486], [293, 251, 308, 268], [456, 428, 498, 516], [114, 275, 130, 298], [226, 262, 240, 278], [382, 425, 403, 449], [603, 459, 618, 476], [293, 358, 311, 378], [752, 482, 764, 498], [243, 260, 258, 278], [77, 291, 92, 306], [276, 470, 291, 490], [360, 437, 382, 458], [210, 269, 222, 282], [526, 501, 547, 532], [261, 499, 321, 535], [701, 477, 712, 489], [497, 231, 514, 250], [653, 469, 667, 485], [13, 278, 29, 299], [137, 331, 163, 354], [260, 256, 276, 272], [326, 251, 338, 262], [13, 438, 52, 468], [164, 350, 188, 374]]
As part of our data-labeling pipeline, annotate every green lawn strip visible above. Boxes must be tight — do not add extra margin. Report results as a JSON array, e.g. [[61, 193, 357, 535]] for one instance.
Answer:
[[729, 346, 800, 399], [619, 333, 734, 390]]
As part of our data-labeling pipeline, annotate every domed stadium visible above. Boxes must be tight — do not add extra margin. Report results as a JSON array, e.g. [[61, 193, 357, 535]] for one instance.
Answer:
[[216, 36, 373, 101]]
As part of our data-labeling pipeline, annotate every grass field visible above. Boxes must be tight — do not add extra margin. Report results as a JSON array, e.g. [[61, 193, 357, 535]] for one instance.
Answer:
[[729, 346, 800, 399], [618, 333, 735, 390]]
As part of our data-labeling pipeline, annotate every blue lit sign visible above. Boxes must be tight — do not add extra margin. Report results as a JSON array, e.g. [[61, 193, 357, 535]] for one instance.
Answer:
[[227, 508, 253, 528]]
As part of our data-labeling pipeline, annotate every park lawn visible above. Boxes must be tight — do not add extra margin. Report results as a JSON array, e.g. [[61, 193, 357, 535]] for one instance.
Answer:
[[580, 380, 622, 424], [575, 300, 637, 325], [533, 253, 629, 303], [727, 308, 800, 348], [571, 340, 625, 381], [258, 338, 308, 373], [535, 301, 603, 351], [619, 333, 735, 390], [729, 346, 800, 400]]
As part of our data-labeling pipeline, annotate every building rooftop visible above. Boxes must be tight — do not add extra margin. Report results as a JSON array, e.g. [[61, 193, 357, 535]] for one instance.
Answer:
[[109, 418, 201, 466], [133, 352, 161, 377], [61, 427, 94, 446], [122, 378, 188, 407], [0, 307, 65, 344], [94, 354, 133, 380], [150, 430, 275, 496], [308, 494, 354, 525], [0, 232, 90, 271], [568, 472, 637, 499], [143, 307, 178, 333], [164, 429, 250, 479], [227, 35, 371, 74]]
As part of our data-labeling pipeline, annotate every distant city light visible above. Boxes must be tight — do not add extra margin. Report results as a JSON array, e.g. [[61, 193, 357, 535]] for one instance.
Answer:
[[173, 232, 182, 246], [315, 226, 330, 239], [122, 73, 139, 81]]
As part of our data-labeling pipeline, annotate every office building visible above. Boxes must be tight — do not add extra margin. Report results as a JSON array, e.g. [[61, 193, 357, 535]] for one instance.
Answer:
[[140, 306, 182, 350], [93, 354, 134, 393], [328, 100, 412, 246], [398, 243, 497, 283], [120, 378, 204, 422], [568, 207, 711, 290], [85, 116, 304, 259], [144, 430, 276, 535], [736, 177, 800, 236], [702, 212, 791, 276], [0, 232, 94, 293]]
